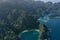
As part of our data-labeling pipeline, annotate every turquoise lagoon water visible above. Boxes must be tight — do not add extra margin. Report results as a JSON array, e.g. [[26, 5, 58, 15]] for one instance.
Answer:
[[18, 30, 40, 40]]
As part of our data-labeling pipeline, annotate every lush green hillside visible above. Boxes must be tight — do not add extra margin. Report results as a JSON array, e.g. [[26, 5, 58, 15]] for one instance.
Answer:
[[0, 0, 60, 40]]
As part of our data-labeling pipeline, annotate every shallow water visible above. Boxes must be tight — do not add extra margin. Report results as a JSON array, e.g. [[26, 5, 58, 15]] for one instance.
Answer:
[[19, 30, 40, 40]]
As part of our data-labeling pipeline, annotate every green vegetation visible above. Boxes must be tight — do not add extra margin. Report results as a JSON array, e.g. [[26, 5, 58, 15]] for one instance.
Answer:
[[0, 0, 60, 40]]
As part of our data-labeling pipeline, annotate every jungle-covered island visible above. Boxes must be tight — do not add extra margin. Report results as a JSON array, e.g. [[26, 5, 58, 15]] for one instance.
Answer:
[[0, 0, 60, 40]]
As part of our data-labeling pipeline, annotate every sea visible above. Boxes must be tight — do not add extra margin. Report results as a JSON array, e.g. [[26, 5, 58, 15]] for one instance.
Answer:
[[45, 18, 60, 40]]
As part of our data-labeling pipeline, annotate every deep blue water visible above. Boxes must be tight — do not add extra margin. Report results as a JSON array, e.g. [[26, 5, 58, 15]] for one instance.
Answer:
[[45, 18, 60, 40]]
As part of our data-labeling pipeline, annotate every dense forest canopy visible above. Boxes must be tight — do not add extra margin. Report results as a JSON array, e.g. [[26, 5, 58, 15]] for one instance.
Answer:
[[0, 0, 60, 40]]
